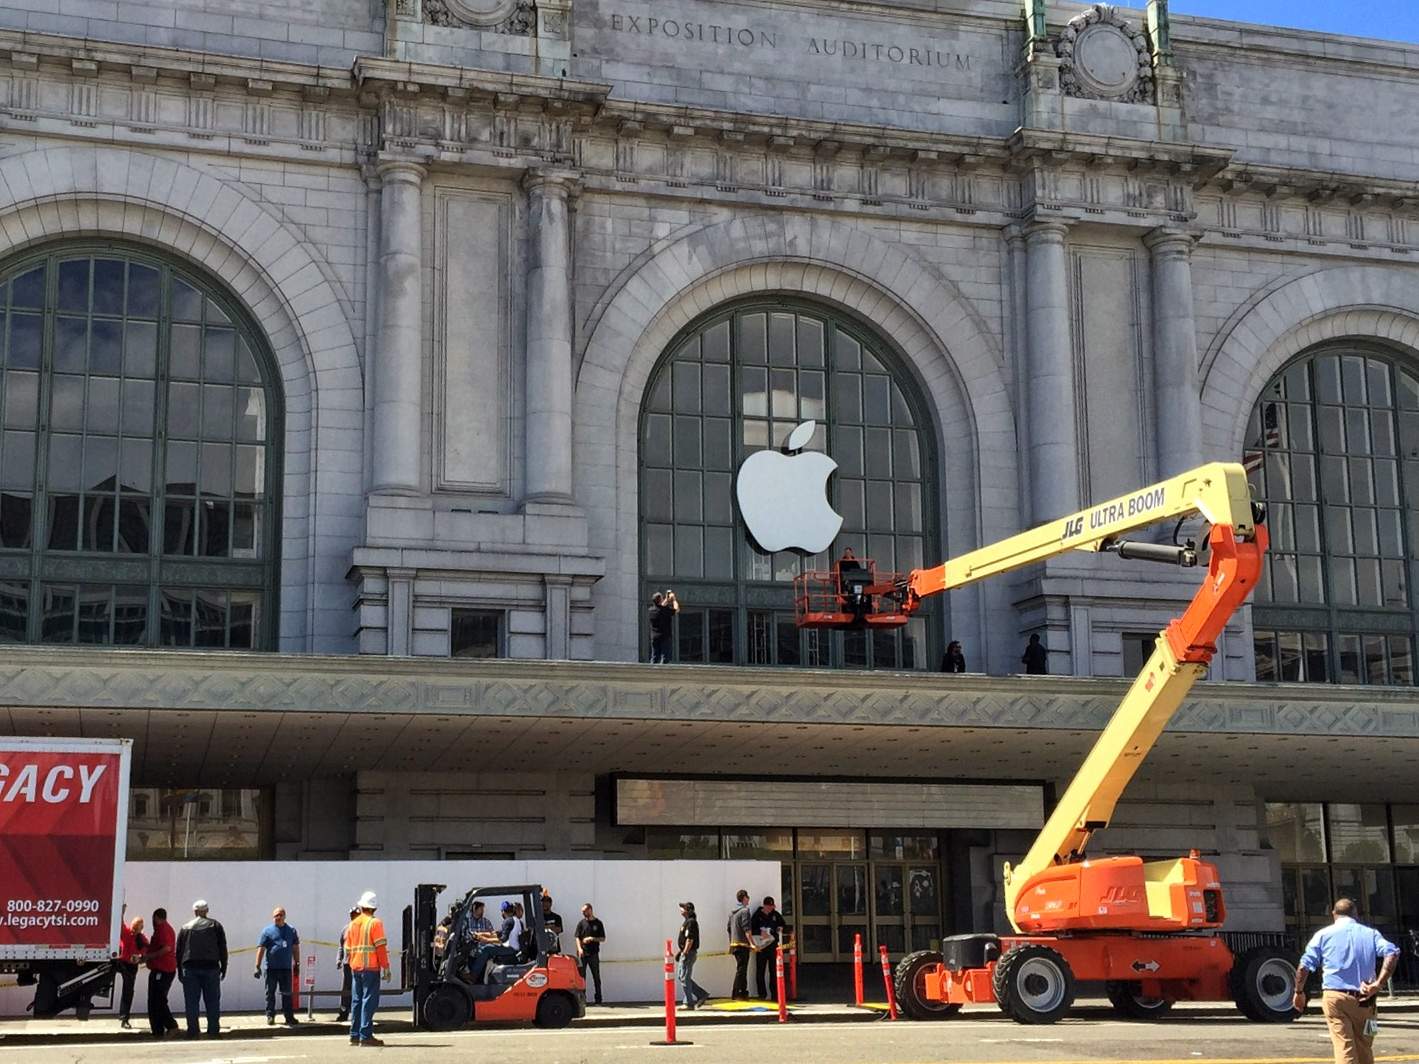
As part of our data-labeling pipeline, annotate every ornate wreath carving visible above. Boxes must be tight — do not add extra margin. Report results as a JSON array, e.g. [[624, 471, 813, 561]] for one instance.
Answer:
[[425, 0, 536, 35], [1056, 3, 1154, 104]]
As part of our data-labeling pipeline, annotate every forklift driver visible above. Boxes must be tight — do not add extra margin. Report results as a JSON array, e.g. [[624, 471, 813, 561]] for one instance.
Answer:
[[468, 903, 522, 984]]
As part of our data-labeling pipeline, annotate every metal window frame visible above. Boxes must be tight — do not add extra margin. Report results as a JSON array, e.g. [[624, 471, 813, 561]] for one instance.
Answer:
[[636, 297, 943, 669], [0, 241, 283, 650], [1250, 343, 1419, 685]]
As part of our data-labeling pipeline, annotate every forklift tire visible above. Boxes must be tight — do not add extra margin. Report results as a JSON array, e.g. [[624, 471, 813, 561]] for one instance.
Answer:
[[992, 944, 1075, 1025], [1229, 945, 1298, 1024], [893, 951, 962, 1020], [1105, 980, 1173, 1020], [534, 990, 578, 1030], [421, 984, 472, 1031]]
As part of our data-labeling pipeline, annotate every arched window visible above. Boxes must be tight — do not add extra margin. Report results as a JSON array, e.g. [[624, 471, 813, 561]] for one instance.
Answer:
[[1246, 346, 1419, 685], [0, 245, 280, 648], [638, 301, 939, 669]]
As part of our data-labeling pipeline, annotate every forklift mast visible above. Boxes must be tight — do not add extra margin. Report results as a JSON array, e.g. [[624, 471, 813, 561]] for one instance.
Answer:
[[801, 462, 1266, 935]]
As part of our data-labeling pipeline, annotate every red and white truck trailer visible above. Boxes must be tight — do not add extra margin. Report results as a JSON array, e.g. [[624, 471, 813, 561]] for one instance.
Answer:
[[0, 737, 131, 1017]]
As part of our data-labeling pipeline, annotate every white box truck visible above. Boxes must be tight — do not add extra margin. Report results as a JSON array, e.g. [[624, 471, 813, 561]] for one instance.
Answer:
[[0, 737, 131, 1017]]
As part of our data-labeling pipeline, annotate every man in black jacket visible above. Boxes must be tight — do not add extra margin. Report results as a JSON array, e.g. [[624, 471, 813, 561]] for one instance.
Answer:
[[176, 900, 228, 1039]]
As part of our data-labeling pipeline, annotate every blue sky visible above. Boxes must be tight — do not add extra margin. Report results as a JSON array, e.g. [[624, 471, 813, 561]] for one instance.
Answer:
[[1171, 1, 1419, 43]]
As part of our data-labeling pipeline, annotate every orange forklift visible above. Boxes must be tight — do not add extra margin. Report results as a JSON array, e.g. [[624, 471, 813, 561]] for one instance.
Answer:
[[795, 462, 1297, 1024], [404, 882, 585, 1030]]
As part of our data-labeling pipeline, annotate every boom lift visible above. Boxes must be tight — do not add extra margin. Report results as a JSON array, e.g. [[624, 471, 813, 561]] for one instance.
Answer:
[[795, 462, 1297, 1024]]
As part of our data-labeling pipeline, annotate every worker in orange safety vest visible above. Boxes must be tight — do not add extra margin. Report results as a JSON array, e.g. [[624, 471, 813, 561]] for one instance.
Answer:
[[344, 891, 391, 1047]]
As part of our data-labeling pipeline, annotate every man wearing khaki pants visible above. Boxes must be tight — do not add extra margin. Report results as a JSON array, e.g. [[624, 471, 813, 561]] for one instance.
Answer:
[[1293, 898, 1400, 1064]]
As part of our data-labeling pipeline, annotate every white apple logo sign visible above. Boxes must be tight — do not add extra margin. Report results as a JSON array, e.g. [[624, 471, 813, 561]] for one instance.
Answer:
[[735, 420, 844, 554]]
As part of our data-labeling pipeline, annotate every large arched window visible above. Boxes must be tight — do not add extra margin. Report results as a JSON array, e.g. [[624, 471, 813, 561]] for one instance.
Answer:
[[0, 245, 280, 649], [638, 301, 939, 669], [1246, 346, 1419, 685]]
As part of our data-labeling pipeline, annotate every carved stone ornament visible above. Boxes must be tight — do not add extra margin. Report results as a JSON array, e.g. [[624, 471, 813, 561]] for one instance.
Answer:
[[425, 0, 536, 34], [1056, 4, 1154, 104]]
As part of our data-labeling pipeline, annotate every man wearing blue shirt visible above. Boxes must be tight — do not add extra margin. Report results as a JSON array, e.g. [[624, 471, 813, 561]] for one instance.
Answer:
[[1293, 898, 1399, 1064], [254, 907, 301, 1027]]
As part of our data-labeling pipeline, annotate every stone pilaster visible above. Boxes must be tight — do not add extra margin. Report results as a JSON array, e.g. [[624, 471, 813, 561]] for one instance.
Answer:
[[1022, 219, 1081, 522], [371, 160, 426, 495], [523, 169, 577, 506], [1145, 227, 1203, 478]]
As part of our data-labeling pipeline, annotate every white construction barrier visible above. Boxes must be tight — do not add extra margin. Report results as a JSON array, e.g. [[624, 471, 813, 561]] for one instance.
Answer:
[[0, 858, 779, 1016]]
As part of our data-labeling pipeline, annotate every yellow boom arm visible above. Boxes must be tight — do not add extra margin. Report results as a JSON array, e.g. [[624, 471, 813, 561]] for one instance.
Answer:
[[898, 463, 1263, 931]]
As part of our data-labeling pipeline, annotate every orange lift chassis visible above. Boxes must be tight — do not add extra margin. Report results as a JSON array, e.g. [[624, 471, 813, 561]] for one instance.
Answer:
[[794, 462, 1298, 1025]]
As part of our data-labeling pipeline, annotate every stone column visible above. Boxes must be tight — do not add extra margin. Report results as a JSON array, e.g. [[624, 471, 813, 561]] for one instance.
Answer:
[[371, 160, 425, 495], [1022, 220, 1081, 522], [524, 169, 577, 505], [1145, 227, 1203, 478]]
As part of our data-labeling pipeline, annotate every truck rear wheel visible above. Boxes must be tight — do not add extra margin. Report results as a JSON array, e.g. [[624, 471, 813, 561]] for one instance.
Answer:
[[1105, 980, 1173, 1020], [992, 944, 1075, 1025], [893, 950, 961, 1020], [1229, 945, 1297, 1024], [421, 984, 471, 1031]]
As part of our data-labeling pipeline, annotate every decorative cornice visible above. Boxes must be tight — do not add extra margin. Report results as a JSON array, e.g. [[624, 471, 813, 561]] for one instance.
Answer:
[[0, 647, 1415, 740]]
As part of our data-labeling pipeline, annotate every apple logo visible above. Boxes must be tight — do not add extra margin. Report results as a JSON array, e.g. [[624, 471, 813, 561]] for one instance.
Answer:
[[735, 420, 844, 554]]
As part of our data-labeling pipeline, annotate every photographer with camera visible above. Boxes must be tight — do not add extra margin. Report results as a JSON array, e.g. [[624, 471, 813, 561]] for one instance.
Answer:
[[648, 589, 679, 664]]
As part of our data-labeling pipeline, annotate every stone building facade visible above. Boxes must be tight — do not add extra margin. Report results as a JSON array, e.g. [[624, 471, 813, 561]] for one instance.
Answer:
[[1, 0, 1419, 961]]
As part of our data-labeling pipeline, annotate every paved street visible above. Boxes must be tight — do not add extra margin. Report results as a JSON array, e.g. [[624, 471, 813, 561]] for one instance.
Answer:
[[7, 1013, 1419, 1064]]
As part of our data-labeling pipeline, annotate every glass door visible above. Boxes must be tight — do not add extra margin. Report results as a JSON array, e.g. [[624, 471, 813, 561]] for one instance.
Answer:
[[835, 863, 869, 961], [798, 863, 833, 960]]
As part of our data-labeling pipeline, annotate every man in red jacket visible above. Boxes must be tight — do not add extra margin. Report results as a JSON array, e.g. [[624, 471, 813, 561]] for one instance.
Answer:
[[144, 908, 179, 1038]]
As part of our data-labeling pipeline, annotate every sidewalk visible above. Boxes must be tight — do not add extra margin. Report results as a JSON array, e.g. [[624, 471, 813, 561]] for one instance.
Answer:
[[3, 995, 1418, 1047]]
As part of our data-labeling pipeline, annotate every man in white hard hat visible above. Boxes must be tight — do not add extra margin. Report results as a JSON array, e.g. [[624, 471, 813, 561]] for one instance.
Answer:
[[344, 891, 391, 1047]]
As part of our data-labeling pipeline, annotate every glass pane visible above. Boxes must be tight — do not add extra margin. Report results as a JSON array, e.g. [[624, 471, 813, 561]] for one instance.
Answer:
[[737, 313, 765, 364], [768, 312, 796, 367], [705, 527, 733, 580], [836, 865, 868, 917], [40, 585, 75, 643], [200, 500, 231, 557], [673, 470, 702, 524], [1333, 867, 1395, 923], [167, 382, 199, 437], [194, 589, 226, 648], [797, 830, 865, 860], [54, 316, 86, 373], [1265, 802, 1326, 862], [163, 498, 195, 555], [870, 833, 940, 861], [205, 329, 236, 381], [8, 313, 41, 369], [170, 324, 201, 378], [3, 371, 39, 430], [1337, 634, 1362, 684], [112, 585, 147, 645], [159, 589, 192, 646], [122, 379, 155, 437], [117, 497, 150, 554], [1389, 636, 1412, 684], [92, 259, 125, 316], [1303, 632, 1330, 682], [723, 831, 793, 860], [703, 363, 731, 416], [125, 322, 157, 378], [127, 264, 159, 319], [702, 320, 729, 363], [876, 924, 905, 955], [1327, 804, 1391, 863], [674, 524, 703, 578], [0, 581, 26, 642], [708, 608, 734, 663], [646, 828, 720, 860], [90, 320, 121, 375], [1393, 805, 1419, 863], [203, 384, 234, 439], [200, 443, 232, 496], [800, 865, 830, 917], [908, 867, 939, 917], [672, 361, 700, 413], [776, 616, 800, 665], [1363, 635, 1387, 684], [676, 609, 704, 662], [875, 865, 904, 917], [0, 492, 32, 548], [56, 259, 89, 312], [50, 375, 85, 433]]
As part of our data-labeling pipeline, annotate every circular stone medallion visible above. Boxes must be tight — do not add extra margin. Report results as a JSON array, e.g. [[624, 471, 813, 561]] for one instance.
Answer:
[[444, 0, 519, 25], [1073, 24, 1141, 97]]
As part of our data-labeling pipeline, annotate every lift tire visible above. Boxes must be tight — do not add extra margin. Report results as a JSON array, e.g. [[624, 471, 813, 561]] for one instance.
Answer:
[[893, 951, 962, 1021], [1229, 945, 1298, 1024], [421, 983, 472, 1031], [1105, 980, 1174, 1020], [534, 990, 578, 1030], [992, 944, 1075, 1025]]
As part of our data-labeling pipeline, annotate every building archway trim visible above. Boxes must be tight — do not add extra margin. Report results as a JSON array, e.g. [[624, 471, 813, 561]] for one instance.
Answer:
[[0, 144, 365, 652], [574, 214, 1018, 666], [1200, 264, 1419, 458]]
